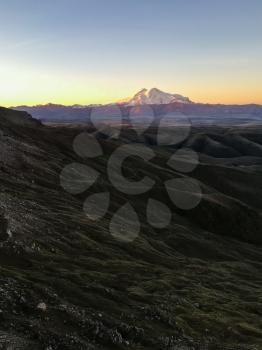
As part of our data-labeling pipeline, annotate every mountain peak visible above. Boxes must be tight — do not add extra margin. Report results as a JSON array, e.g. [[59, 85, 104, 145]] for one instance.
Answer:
[[120, 88, 192, 106], [136, 88, 148, 94], [149, 87, 161, 93]]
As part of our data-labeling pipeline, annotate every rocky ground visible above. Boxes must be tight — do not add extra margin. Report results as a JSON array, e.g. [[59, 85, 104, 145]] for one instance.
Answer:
[[0, 107, 262, 349]]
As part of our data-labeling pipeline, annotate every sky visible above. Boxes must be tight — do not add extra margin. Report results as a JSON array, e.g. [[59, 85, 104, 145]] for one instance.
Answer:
[[0, 0, 261, 106]]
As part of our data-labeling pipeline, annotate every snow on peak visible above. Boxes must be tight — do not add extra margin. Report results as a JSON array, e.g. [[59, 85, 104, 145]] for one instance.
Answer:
[[120, 88, 192, 106]]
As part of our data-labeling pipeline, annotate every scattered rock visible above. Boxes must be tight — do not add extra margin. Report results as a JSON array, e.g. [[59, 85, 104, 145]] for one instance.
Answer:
[[37, 302, 47, 312]]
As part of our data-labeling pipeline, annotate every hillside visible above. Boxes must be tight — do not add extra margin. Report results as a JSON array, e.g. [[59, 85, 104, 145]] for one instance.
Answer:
[[0, 107, 262, 349]]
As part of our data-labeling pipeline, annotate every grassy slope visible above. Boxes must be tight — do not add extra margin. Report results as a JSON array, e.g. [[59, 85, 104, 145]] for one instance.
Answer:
[[0, 108, 262, 349]]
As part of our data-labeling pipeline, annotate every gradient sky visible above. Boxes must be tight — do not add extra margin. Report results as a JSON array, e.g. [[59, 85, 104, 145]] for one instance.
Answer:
[[0, 0, 261, 106]]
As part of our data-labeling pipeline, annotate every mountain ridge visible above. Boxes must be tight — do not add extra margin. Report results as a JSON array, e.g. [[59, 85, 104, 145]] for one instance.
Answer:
[[11, 87, 262, 124], [12, 87, 262, 110], [1, 106, 262, 349], [118, 87, 192, 105]]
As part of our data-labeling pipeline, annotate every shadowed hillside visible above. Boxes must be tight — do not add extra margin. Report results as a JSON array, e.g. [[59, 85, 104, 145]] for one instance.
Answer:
[[0, 107, 262, 350]]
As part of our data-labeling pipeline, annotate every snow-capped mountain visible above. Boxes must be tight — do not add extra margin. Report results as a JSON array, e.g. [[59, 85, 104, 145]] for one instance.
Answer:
[[119, 88, 192, 106], [13, 87, 262, 124]]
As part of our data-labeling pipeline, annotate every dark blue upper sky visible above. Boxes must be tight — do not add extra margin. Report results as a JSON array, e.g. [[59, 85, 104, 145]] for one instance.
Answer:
[[0, 0, 261, 105]]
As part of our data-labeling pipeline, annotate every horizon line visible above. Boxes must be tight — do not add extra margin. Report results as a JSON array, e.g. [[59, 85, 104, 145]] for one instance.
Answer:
[[7, 100, 262, 108]]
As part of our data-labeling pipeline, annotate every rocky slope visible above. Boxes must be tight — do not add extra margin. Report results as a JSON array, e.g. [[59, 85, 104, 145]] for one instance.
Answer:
[[0, 107, 262, 349]]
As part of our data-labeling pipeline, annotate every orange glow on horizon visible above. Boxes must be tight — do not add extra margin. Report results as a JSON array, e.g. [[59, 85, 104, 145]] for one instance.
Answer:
[[1, 90, 261, 108], [0, 61, 261, 107]]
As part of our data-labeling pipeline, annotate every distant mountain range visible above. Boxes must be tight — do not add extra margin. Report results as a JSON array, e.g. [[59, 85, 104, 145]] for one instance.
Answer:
[[15, 88, 192, 110], [13, 87, 262, 125]]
